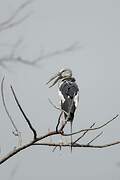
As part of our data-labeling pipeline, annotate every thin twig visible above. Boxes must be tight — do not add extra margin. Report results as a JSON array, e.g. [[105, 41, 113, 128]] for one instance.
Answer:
[[0, 12, 33, 32], [1, 77, 18, 133], [72, 123, 96, 145], [48, 98, 68, 115], [10, 85, 37, 140], [1, 77, 22, 146], [10, 38, 23, 58], [63, 114, 119, 136], [87, 131, 103, 145]]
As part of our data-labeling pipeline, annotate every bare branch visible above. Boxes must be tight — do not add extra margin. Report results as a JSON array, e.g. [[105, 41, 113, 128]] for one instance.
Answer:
[[0, 12, 32, 33], [1, 77, 22, 146], [34, 141, 120, 148], [10, 85, 37, 140], [1, 77, 18, 133], [0, 2, 81, 68], [63, 114, 119, 136], [0, 81, 120, 166], [10, 38, 23, 58], [87, 131, 103, 145], [0, 42, 81, 70], [72, 122, 96, 145], [32, 42, 81, 64], [0, 130, 58, 165], [0, 126, 120, 166], [0, 42, 81, 69], [0, 0, 34, 32]]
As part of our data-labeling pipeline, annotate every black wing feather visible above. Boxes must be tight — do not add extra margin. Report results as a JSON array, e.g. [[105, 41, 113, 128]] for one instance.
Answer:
[[59, 80, 79, 121]]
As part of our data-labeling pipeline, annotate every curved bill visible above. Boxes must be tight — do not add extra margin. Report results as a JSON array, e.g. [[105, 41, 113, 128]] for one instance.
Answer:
[[46, 73, 61, 88]]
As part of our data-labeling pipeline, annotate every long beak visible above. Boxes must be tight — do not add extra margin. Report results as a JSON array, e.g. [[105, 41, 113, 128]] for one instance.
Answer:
[[46, 73, 61, 88]]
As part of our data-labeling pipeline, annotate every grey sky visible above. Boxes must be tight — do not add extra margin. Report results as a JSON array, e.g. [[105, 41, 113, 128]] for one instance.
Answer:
[[0, 0, 120, 179]]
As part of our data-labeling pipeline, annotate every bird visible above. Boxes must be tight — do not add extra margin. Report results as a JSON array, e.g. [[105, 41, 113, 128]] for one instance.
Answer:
[[47, 68, 79, 151]]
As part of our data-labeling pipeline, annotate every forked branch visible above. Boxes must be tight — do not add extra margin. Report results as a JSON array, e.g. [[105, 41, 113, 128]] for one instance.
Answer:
[[0, 78, 120, 166], [0, 1, 81, 68]]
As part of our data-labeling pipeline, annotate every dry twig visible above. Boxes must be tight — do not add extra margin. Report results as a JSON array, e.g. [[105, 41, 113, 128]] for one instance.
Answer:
[[1, 77, 22, 146], [63, 114, 119, 136], [10, 85, 37, 140], [87, 131, 103, 145], [72, 123, 96, 145]]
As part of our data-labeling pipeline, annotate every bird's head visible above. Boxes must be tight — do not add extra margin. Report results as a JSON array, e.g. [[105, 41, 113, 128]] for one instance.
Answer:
[[46, 68, 72, 88]]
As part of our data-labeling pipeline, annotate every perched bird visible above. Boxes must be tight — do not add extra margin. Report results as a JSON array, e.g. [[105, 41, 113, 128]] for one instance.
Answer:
[[47, 68, 79, 151]]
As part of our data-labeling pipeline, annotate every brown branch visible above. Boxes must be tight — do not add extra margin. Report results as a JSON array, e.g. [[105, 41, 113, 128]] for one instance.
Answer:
[[1, 126, 120, 166], [10, 85, 37, 140], [63, 114, 119, 136], [34, 141, 120, 148], [0, 130, 58, 165]]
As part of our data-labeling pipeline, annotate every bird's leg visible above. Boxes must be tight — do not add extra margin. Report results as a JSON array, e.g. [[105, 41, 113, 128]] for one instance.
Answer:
[[70, 120, 73, 152], [59, 116, 69, 145], [59, 117, 65, 145], [56, 111, 63, 132]]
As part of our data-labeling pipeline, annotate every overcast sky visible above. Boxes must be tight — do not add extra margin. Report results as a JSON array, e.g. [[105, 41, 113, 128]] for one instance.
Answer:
[[0, 0, 120, 179]]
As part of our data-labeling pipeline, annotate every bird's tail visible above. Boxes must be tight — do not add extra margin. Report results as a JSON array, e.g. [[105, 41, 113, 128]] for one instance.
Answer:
[[70, 120, 73, 153]]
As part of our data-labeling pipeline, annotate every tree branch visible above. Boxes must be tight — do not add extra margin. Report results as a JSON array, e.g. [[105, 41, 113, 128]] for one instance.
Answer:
[[63, 114, 119, 136], [1, 77, 22, 146], [34, 141, 120, 148], [0, 1, 81, 68], [0, 42, 81, 68], [32, 42, 81, 64], [1, 77, 18, 133], [0, 130, 58, 165], [1, 128, 120, 166], [10, 85, 37, 140], [0, 80, 120, 166], [0, 0, 34, 32], [72, 122, 96, 145], [87, 131, 103, 145]]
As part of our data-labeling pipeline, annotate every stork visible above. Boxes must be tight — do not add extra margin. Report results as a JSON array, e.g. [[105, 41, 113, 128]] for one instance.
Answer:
[[47, 68, 79, 151]]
